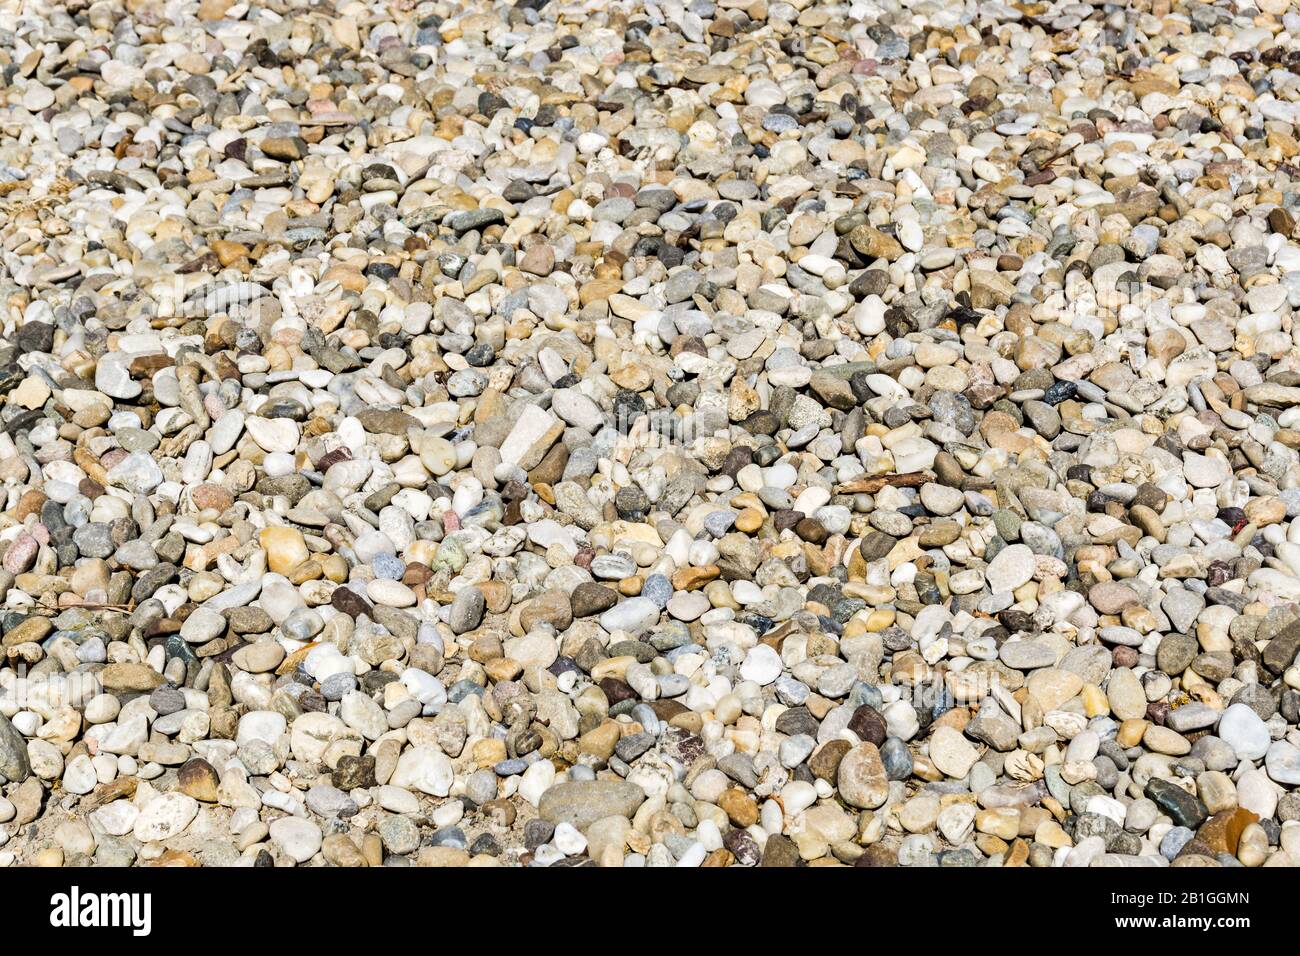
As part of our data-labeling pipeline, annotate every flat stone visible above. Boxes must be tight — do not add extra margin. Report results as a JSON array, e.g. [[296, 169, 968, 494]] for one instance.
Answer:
[[985, 544, 1034, 593], [929, 726, 979, 779], [538, 780, 647, 828]]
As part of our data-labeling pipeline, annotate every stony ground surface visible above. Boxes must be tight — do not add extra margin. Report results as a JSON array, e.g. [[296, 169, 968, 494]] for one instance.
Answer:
[[1, 0, 1300, 869]]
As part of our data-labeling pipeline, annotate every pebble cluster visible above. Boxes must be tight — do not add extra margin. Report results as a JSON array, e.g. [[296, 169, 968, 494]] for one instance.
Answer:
[[1, 0, 1300, 870]]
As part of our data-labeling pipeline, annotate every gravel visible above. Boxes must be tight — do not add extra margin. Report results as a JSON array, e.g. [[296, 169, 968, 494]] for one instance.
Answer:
[[0, 0, 1298, 870]]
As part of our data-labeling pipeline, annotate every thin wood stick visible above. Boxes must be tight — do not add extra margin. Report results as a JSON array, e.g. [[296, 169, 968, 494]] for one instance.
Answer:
[[834, 471, 934, 494], [28, 602, 136, 616]]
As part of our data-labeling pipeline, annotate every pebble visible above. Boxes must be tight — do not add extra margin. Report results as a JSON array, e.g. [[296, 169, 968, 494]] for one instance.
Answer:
[[929, 727, 980, 780], [739, 646, 783, 686], [1220, 704, 1272, 761], [985, 545, 1035, 594], [132, 794, 198, 843], [269, 818, 323, 864], [538, 781, 646, 830]]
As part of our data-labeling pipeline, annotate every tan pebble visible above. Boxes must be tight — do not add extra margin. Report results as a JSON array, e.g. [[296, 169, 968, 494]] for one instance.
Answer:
[[260, 526, 309, 575]]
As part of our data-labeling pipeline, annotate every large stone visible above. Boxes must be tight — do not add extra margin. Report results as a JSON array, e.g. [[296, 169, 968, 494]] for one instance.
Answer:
[[99, 662, 165, 692], [132, 793, 199, 842], [0, 712, 30, 783], [985, 544, 1034, 593], [838, 742, 889, 809], [1145, 778, 1208, 829], [498, 404, 564, 470], [929, 726, 979, 779], [389, 746, 453, 796], [538, 780, 647, 828], [1263, 620, 1300, 674], [178, 758, 220, 802], [1195, 808, 1258, 856], [1028, 668, 1084, 711], [1106, 667, 1146, 720], [269, 817, 323, 863], [1265, 740, 1300, 786], [1218, 703, 1270, 761], [260, 526, 309, 574]]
